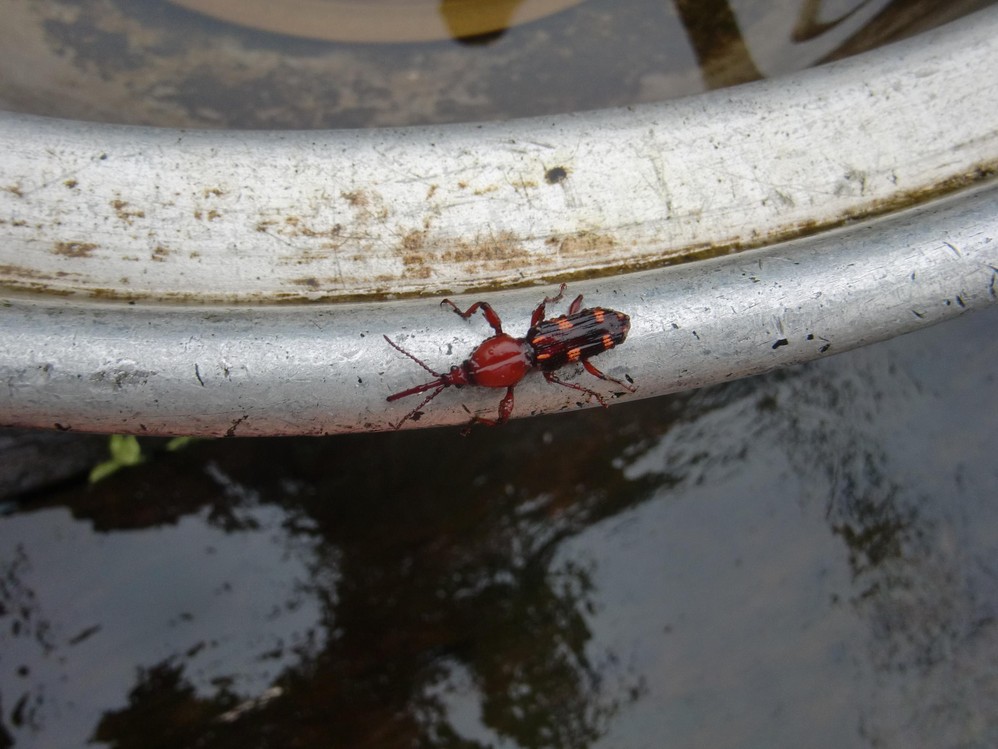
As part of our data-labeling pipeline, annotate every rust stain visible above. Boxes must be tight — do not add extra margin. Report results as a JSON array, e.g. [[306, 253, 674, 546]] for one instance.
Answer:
[[395, 227, 549, 278], [203, 187, 226, 197], [556, 231, 618, 257], [111, 199, 146, 224], [3, 184, 24, 198], [0, 263, 78, 281], [285, 249, 340, 265], [264, 216, 348, 265], [407, 266, 432, 280], [341, 190, 368, 208], [441, 230, 544, 274], [64, 179, 79, 189], [53, 241, 99, 258], [261, 216, 348, 263], [402, 229, 426, 252], [399, 229, 432, 279], [151, 245, 171, 262], [282, 216, 343, 241], [340, 190, 390, 222]]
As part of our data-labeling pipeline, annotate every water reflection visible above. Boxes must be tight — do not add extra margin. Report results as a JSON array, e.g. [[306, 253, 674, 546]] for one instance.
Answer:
[[1, 308, 997, 748], [2, 0, 991, 128]]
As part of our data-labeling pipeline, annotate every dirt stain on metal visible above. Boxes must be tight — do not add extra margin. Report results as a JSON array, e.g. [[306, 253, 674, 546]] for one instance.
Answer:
[[89, 363, 157, 391], [545, 166, 569, 184], [111, 199, 146, 225], [53, 241, 99, 258], [552, 231, 618, 258], [400, 229, 432, 279], [441, 230, 544, 275]]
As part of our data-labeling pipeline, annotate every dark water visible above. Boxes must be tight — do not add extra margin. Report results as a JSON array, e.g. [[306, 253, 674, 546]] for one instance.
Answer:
[[2, 0, 994, 128], [2, 305, 996, 748]]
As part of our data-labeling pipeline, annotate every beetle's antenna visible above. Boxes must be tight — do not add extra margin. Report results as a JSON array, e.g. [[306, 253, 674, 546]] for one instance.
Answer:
[[391, 385, 446, 429], [383, 335, 440, 375], [384, 335, 449, 406], [386, 379, 446, 402]]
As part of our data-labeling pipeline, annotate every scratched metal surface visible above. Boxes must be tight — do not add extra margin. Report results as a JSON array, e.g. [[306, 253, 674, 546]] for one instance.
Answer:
[[1, 8, 998, 434], [1, 182, 995, 436], [0, 8, 996, 302]]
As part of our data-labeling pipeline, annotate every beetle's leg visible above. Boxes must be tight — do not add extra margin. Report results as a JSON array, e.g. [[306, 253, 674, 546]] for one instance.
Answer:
[[441, 299, 504, 336], [543, 371, 608, 407], [530, 283, 568, 327], [567, 294, 585, 315], [462, 385, 516, 432], [582, 358, 636, 392], [529, 283, 567, 327], [495, 385, 516, 423]]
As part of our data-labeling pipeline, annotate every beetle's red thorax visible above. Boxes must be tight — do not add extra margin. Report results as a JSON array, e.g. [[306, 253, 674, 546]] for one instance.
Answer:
[[465, 334, 533, 388]]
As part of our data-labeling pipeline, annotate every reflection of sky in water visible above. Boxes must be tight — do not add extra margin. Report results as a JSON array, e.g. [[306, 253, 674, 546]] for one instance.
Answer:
[[579, 451, 859, 748], [733, 0, 895, 75], [1, 502, 326, 748], [584, 307, 998, 748], [3, 0, 977, 129], [431, 306, 998, 748], [1, 307, 996, 748]]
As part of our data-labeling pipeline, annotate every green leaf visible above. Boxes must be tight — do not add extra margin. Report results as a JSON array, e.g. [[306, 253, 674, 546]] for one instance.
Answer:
[[108, 435, 143, 465], [89, 459, 123, 483], [165, 436, 197, 452], [89, 435, 145, 483]]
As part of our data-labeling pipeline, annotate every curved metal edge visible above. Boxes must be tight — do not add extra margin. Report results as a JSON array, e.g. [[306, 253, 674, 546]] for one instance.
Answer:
[[1, 7, 997, 302], [2, 181, 996, 436]]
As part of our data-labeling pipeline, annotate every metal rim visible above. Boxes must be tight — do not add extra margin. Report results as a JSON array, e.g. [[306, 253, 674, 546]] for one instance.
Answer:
[[1, 8, 997, 434], [2, 181, 996, 436]]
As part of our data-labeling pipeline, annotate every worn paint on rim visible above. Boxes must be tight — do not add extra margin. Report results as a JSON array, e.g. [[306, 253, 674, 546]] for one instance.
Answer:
[[1, 9, 997, 304]]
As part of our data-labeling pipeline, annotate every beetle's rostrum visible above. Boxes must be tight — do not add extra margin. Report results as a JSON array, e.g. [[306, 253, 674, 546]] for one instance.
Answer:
[[384, 285, 635, 430]]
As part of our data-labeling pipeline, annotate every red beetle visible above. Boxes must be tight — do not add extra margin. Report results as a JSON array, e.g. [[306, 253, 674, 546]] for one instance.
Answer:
[[384, 285, 634, 429]]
